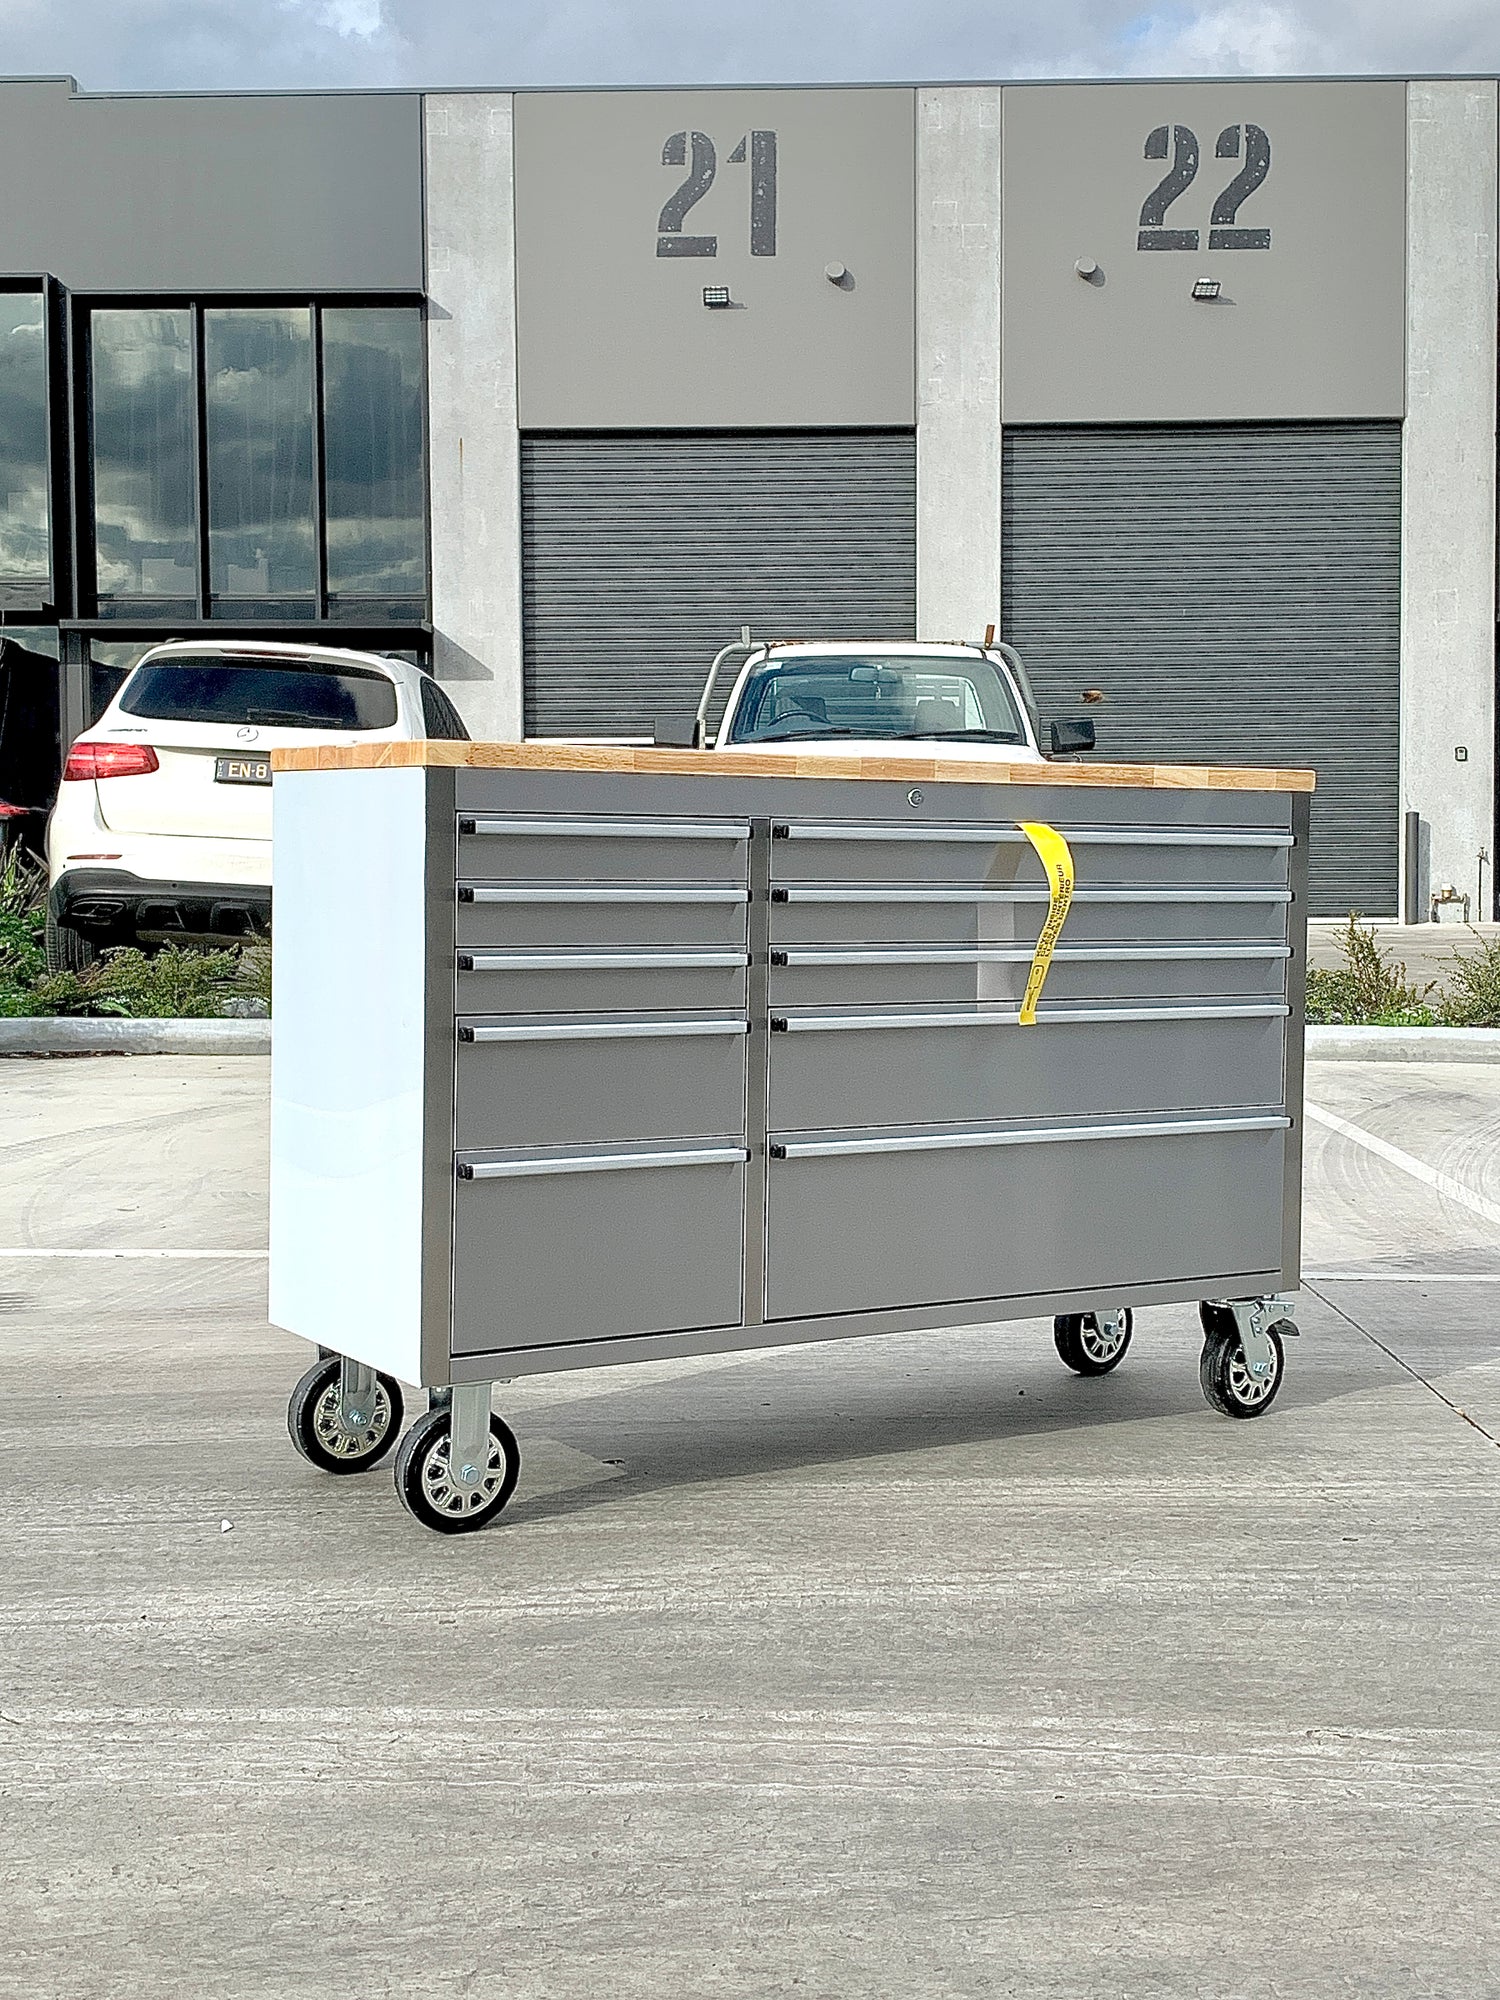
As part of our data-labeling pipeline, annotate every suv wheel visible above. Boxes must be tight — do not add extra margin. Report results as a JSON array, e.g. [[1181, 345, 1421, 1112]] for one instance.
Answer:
[[45, 910, 99, 974]]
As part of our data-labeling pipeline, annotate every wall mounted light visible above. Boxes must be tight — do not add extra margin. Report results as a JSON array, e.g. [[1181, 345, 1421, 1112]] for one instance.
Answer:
[[1191, 277, 1222, 301], [824, 262, 854, 289], [1075, 258, 1099, 280], [702, 286, 732, 309]]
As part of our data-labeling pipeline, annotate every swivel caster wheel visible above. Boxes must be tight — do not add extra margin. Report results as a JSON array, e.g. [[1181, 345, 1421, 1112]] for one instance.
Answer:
[[395, 1406, 521, 1535], [1200, 1322, 1287, 1419], [1053, 1307, 1133, 1376], [288, 1356, 405, 1473]]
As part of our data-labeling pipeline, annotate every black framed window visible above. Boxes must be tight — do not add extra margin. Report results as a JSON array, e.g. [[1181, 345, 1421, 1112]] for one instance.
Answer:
[[205, 306, 318, 618], [0, 287, 52, 604], [90, 308, 198, 618], [83, 299, 427, 625]]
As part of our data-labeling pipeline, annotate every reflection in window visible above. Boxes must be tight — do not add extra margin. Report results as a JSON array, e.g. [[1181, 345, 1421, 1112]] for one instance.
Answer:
[[0, 293, 50, 590], [323, 307, 425, 616], [90, 310, 197, 616], [205, 308, 316, 616]]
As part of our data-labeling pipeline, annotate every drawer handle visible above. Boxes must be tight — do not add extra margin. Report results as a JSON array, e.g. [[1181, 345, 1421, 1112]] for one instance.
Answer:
[[460, 1018, 749, 1043], [460, 816, 750, 840], [458, 951, 750, 972], [458, 1145, 749, 1181], [772, 886, 1292, 906], [773, 823, 1293, 850], [770, 944, 1291, 967], [769, 1112, 1291, 1161], [460, 885, 750, 905], [769, 1002, 1292, 1033]]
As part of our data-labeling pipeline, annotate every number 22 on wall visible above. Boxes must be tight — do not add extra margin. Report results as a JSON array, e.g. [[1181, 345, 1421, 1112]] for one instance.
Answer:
[[1138, 124, 1272, 252], [657, 131, 778, 258]]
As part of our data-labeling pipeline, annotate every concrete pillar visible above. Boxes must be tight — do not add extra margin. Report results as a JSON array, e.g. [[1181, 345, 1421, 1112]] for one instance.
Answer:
[[423, 94, 523, 742], [915, 88, 1003, 642], [1402, 81, 1498, 919]]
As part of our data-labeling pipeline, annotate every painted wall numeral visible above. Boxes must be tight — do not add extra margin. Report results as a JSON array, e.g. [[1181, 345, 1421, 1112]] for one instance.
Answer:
[[1210, 124, 1272, 249], [656, 129, 778, 259], [1136, 123, 1273, 252], [1138, 124, 1200, 251], [657, 130, 718, 258]]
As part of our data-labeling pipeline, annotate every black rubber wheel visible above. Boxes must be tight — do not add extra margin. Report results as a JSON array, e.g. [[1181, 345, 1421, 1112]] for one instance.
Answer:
[[287, 1357, 405, 1473], [1199, 1301, 1239, 1341], [394, 1406, 520, 1535], [44, 909, 98, 974], [1053, 1307, 1134, 1376], [1199, 1324, 1285, 1420]]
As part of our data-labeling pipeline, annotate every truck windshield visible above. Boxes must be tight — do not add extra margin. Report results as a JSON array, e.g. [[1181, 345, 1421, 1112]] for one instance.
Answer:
[[724, 653, 1027, 745]]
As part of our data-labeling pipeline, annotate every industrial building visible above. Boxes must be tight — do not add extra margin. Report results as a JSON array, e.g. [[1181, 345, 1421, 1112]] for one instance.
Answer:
[[0, 73, 1493, 916]]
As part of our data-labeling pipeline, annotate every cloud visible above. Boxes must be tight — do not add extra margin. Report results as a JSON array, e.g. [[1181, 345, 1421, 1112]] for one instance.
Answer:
[[2, 0, 1499, 92]]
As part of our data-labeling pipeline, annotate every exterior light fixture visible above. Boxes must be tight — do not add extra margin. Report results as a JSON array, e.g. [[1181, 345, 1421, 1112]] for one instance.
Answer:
[[1075, 258, 1099, 280], [1191, 277, 1222, 301], [702, 286, 732, 308]]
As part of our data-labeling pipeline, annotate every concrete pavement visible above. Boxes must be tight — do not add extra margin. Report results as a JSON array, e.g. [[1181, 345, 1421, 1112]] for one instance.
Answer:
[[2, 1054, 1499, 1997]]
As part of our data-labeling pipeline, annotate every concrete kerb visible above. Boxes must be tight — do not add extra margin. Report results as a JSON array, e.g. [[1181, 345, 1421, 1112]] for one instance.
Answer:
[[1, 1018, 1498, 1062], [0, 1018, 272, 1056]]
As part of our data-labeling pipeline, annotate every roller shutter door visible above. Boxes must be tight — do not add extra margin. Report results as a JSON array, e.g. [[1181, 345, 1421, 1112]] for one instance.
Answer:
[[522, 432, 917, 737], [1002, 423, 1402, 917]]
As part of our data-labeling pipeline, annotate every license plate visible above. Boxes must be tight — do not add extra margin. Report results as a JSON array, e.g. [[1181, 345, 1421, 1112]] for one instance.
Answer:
[[214, 756, 272, 786]]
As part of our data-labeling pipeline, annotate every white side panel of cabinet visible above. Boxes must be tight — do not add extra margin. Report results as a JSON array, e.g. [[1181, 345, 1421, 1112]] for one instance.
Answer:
[[269, 766, 430, 1383]]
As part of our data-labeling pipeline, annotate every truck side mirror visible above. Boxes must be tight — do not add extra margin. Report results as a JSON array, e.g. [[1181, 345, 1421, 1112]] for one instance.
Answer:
[[1049, 717, 1096, 757], [653, 716, 704, 749]]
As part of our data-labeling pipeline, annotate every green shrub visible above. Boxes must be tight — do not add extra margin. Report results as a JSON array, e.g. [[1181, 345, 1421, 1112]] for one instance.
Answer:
[[1305, 913, 1438, 1027], [0, 848, 48, 1013], [1436, 929, 1500, 1028]]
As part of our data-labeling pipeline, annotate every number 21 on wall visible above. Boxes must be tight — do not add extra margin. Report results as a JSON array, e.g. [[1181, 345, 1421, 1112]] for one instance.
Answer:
[[1138, 124, 1271, 251], [657, 131, 778, 258]]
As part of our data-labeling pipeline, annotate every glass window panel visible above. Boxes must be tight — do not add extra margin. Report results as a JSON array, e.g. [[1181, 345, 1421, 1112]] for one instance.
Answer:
[[0, 292, 50, 589], [87, 638, 156, 723], [205, 307, 316, 614], [321, 307, 425, 608], [90, 309, 198, 614]]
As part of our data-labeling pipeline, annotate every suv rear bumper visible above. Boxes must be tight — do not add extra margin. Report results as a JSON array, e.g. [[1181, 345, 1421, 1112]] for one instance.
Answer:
[[51, 868, 271, 942]]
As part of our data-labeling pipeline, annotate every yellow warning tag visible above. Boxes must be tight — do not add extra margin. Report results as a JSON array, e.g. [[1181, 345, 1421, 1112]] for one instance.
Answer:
[[1016, 821, 1075, 1025]]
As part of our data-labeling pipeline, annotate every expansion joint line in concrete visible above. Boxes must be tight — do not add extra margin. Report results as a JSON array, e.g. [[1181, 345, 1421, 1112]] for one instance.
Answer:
[[1302, 1279, 1500, 1454]]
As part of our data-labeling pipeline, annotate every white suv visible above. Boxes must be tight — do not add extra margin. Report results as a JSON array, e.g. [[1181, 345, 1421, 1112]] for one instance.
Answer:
[[45, 638, 467, 970]]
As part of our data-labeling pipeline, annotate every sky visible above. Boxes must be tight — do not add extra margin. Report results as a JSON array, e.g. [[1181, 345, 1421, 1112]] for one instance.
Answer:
[[1, 0, 1499, 93]]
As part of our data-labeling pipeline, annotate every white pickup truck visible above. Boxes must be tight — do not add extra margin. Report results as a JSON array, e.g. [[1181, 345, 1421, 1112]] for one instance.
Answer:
[[654, 633, 1096, 763]]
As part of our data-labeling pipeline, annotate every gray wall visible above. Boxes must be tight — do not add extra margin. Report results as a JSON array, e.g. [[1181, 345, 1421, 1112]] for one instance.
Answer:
[[1000, 81, 1407, 423], [513, 88, 915, 428], [425, 94, 524, 742], [1400, 80, 1499, 920], [0, 79, 423, 291], [915, 87, 1003, 643]]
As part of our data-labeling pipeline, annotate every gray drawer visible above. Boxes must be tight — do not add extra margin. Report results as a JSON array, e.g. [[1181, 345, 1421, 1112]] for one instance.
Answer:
[[770, 821, 1293, 891], [457, 885, 749, 952], [452, 1146, 746, 1353], [456, 1015, 747, 1149], [459, 814, 750, 885], [768, 945, 1290, 1010], [769, 887, 1290, 949], [456, 950, 749, 1015], [764, 1115, 1288, 1321], [768, 1007, 1286, 1131]]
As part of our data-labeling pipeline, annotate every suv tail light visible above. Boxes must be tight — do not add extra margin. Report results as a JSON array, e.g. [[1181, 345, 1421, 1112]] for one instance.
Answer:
[[62, 742, 160, 782]]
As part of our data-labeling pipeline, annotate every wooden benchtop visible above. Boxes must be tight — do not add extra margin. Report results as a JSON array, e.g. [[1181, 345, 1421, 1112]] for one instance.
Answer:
[[272, 740, 1315, 794]]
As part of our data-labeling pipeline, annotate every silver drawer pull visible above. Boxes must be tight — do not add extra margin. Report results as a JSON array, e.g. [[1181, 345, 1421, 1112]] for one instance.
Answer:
[[771, 1003, 1292, 1033], [460, 1018, 749, 1043], [459, 1144, 749, 1181], [771, 944, 1291, 967], [775, 823, 1293, 850], [460, 885, 749, 905], [459, 950, 750, 972], [769, 1112, 1291, 1161], [774, 886, 1292, 906], [461, 816, 750, 840]]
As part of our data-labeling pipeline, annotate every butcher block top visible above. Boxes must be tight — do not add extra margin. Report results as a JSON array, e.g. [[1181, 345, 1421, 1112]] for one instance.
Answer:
[[272, 741, 1316, 793]]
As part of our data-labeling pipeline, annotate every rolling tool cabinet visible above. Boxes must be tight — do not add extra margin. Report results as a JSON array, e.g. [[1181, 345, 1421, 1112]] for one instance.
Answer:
[[269, 744, 1313, 1534]]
